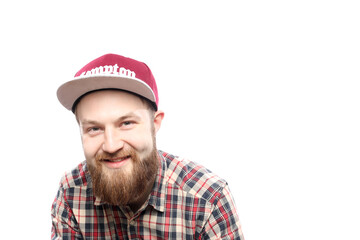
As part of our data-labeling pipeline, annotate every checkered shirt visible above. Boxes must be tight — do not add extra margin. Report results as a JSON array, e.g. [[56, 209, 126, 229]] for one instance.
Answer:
[[51, 151, 244, 239]]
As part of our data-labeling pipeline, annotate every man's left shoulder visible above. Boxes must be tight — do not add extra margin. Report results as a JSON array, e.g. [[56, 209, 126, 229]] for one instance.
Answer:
[[59, 160, 90, 190], [160, 151, 228, 204]]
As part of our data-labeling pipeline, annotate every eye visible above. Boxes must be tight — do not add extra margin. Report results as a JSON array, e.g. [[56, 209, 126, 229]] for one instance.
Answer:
[[87, 127, 102, 135], [121, 121, 135, 129]]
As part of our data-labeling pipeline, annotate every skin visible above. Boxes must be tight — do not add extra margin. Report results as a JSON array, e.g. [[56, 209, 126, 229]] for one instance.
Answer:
[[75, 90, 164, 211]]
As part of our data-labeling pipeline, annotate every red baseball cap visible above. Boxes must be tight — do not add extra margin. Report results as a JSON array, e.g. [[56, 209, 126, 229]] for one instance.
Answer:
[[57, 54, 159, 112]]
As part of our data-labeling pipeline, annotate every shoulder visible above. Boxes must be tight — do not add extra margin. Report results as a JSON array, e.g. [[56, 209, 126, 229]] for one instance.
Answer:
[[160, 151, 228, 204], [58, 160, 90, 189]]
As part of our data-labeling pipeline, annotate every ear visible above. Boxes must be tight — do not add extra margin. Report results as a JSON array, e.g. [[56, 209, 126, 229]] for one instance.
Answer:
[[153, 110, 165, 133]]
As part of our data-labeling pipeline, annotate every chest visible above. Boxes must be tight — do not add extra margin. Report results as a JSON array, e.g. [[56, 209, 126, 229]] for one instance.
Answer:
[[72, 198, 209, 239]]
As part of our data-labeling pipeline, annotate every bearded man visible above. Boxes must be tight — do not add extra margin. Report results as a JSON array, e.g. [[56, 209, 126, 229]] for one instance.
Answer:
[[51, 54, 245, 239]]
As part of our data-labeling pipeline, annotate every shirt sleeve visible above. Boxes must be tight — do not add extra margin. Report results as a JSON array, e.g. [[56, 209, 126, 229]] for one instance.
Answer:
[[51, 182, 83, 239], [200, 184, 245, 240]]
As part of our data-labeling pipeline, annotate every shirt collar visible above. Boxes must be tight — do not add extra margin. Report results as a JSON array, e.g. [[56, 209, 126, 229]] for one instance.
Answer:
[[147, 152, 167, 212]]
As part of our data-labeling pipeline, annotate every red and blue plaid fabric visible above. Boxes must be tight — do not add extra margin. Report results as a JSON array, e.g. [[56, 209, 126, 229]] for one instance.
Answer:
[[51, 151, 244, 239]]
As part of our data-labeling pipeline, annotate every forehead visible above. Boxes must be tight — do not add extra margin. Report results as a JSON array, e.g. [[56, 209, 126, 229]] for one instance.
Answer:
[[75, 90, 148, 121]]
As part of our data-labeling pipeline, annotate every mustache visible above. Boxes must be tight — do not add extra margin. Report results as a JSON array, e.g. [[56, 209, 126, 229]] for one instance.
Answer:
[[95, 148, 136, 162]]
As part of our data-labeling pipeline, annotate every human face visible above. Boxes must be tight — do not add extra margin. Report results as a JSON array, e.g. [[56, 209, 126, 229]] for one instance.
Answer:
[[76, 90, 156, 169], [76, 90, 164, 206]]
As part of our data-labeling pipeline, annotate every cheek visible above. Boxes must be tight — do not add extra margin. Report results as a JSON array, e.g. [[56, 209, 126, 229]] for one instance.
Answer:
[[82, 136, 102, 160], [126, 131, 154, 153]]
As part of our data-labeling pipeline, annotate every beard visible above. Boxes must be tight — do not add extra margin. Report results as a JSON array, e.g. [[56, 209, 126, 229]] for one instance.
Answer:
[[87, 143, 159, 207]]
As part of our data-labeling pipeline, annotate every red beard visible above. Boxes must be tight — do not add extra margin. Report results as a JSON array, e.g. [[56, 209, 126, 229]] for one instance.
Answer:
[[88, 145, 159, 207]]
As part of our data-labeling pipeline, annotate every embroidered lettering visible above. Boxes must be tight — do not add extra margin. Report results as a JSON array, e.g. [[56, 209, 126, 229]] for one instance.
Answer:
[[79, 64, 136, 78]]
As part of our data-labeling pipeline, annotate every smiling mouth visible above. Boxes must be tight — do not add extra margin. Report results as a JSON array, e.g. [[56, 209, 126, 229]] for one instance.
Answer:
[[103, 156, 130, 162]]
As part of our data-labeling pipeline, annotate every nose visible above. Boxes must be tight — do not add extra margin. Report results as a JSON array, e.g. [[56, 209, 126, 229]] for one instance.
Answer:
[[102, 128, 124, 154]]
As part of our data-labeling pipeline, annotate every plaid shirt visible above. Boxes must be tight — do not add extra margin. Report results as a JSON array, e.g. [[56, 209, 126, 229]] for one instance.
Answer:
[[51, 151, 244, 239]]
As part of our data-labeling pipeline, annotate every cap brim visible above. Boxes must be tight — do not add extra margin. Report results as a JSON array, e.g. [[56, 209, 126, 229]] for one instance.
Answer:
[[57, 75, 156, 111]]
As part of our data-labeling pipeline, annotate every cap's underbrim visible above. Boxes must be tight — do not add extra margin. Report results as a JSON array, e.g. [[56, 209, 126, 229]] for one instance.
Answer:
[[57, 75, 156, 111]]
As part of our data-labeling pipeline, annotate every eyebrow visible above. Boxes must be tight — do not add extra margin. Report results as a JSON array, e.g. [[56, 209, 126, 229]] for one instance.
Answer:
[[80, 112, 142, 126]]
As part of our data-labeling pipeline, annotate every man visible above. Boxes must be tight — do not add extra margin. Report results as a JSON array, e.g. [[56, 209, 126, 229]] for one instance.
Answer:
[[52, 54, 244, 239]]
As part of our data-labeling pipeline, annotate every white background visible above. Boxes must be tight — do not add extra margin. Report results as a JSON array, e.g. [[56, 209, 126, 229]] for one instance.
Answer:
[[0, 1, 359, 239]]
